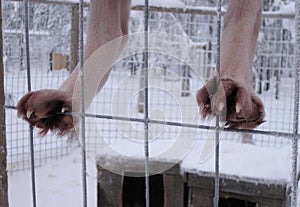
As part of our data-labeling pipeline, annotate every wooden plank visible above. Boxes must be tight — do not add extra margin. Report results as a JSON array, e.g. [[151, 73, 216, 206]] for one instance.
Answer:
[[164, 174, 184, 207], [188, 188, 214, 207], [188, 173, 287, 200], [97, 167, 123, 207], [188, 179, 285, 207], [284, 186, 292, 207], [257, 199, 283, 207], [219, 192, 283, 207], [188, 186, 284, 207], [0, 0, 9, 206], [51, 53, 68, 70]]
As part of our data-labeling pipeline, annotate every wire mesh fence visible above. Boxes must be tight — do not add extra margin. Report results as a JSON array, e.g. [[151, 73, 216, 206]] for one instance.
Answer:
[[2, 0, 300, 206], [2, 0, 297, 169], [3, 1, 79, 172]]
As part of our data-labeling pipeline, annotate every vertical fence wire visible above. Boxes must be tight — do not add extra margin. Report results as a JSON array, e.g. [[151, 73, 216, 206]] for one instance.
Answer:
[[23, 0, 37, 206], [214, 0, 222, 207], [291, 1, 300, 206], [143, 0, 150, 206], [78, 0, 88, 206]]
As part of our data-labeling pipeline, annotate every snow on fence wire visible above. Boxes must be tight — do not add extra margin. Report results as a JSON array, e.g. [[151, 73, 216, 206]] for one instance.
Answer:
[[2, 0, 300, 204]]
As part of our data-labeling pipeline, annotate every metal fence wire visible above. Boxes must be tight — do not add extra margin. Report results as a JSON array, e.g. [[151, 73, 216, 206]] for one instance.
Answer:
[[2, 0, 300, 206]]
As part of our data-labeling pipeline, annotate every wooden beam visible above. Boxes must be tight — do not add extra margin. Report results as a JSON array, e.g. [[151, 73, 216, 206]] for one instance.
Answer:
[[70, 4, 79, 72], [163, 174, 185, 207], [187, 173, 289, 207], [188, 173, 287, 199], [97, 167, 123, 207], [0, 0, 9, 206]]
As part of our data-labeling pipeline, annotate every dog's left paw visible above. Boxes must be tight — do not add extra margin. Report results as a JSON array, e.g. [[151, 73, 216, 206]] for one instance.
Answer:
[[196, 77, 265, 129]]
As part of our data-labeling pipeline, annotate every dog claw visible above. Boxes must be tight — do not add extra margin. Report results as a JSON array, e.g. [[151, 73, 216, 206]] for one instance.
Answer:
[[26, 110, 34, 119], [61, 107, 68, 113], [218, 102, 225, 112], [236, 104, 241, 113]]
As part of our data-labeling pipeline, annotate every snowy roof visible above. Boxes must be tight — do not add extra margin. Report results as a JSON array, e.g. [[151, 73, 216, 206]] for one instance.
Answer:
[[181, 141, 292, 183], [94, 140, 292, 183]]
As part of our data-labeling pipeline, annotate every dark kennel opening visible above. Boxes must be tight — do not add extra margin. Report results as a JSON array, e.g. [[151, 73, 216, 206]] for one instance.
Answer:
[[219, 197, 257, 207], [123, 174, 164, 207]]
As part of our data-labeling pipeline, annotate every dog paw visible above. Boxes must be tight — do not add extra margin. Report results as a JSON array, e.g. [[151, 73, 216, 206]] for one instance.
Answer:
[[196, 77, 265, 129], [17, 89, 75, 136]]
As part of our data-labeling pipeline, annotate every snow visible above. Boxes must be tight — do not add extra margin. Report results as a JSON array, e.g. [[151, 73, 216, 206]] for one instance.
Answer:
[[90, 135, 293, 181], [181, 141, 292, 182], [8, 149, 97, 207], [7, 143, 300, 206], [4, 29, 50, 36], [280, 2, 295, 39]]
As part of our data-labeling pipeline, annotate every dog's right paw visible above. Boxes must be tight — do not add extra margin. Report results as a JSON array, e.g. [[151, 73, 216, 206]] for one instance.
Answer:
[[17, 89, 75, 136]]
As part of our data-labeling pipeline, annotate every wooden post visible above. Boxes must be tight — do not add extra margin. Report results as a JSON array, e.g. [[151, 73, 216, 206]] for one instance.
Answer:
[[97, 167, 123, 207], [70, 4, 79, 72], [163, 164, 185, 207], [0, 0, 9, 206]]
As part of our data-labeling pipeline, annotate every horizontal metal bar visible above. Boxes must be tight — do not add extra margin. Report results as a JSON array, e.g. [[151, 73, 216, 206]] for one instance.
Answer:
[[150, 119, 295, 138], [65, 111, 295, 138], [4, 105, 16, 110], [4, 106, 297, 138], [4, 105, 297, 138]]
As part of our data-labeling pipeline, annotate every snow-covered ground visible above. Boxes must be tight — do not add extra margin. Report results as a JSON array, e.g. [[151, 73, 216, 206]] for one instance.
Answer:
[[8, 149, 97, 207], [7, 145, 300, 206]]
